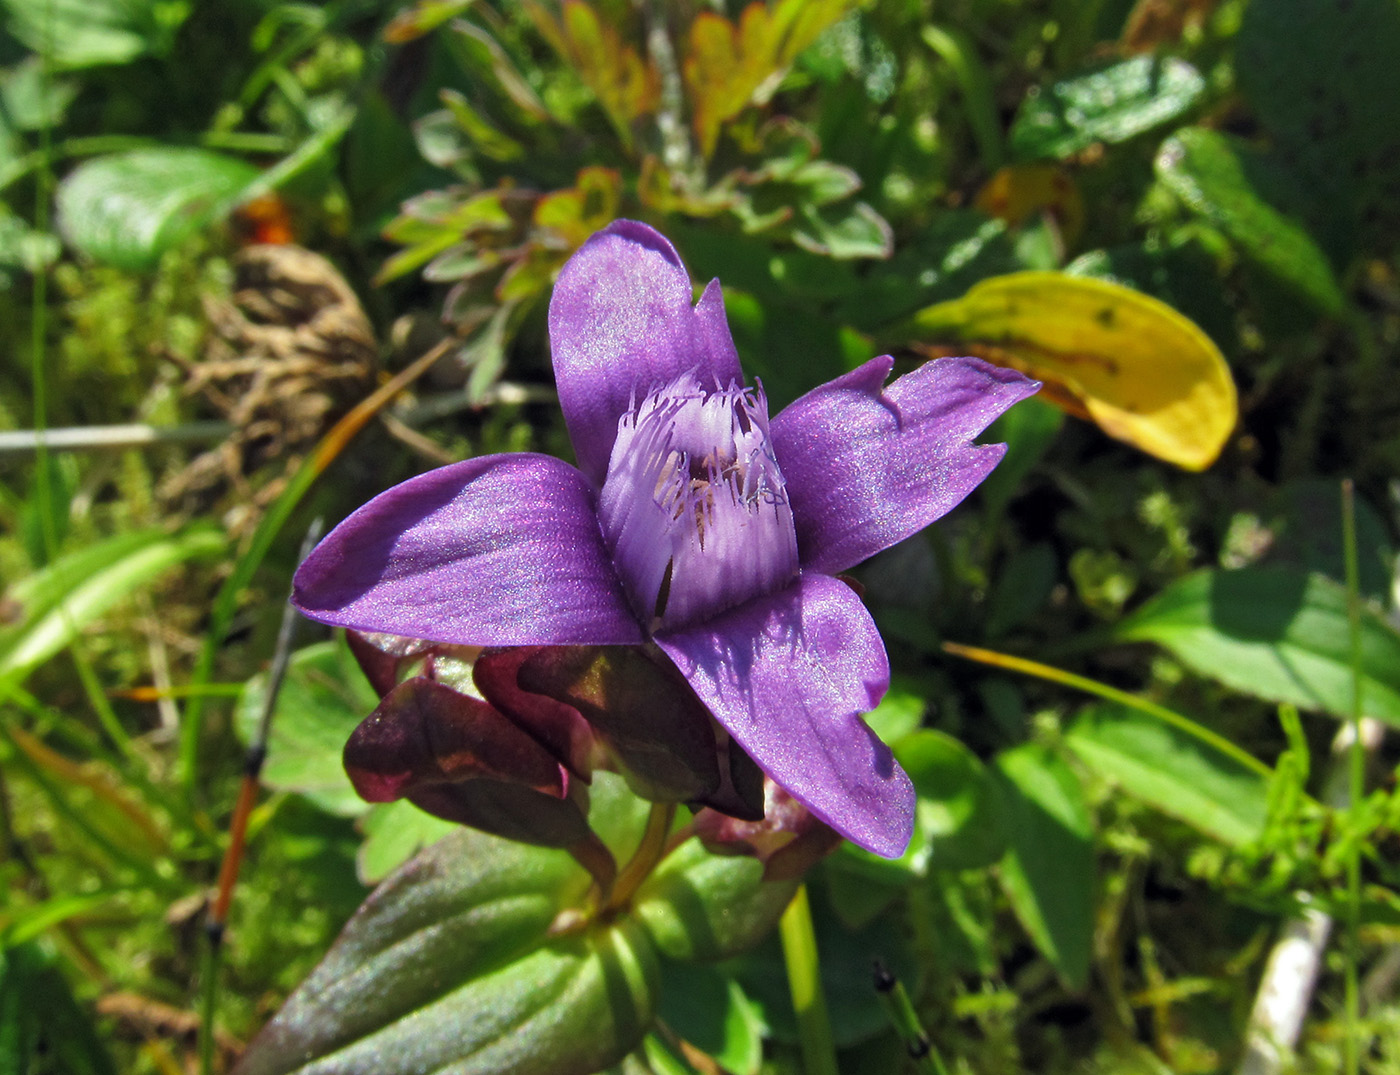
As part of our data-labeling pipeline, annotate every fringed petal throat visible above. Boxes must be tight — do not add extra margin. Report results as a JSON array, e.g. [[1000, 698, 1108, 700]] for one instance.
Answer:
[[598, 373, 800, 631]]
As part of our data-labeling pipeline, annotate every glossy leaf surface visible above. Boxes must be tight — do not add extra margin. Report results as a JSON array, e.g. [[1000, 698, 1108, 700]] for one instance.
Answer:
[[56, 148, 260, 271], [1117, 566, 1400, 726], [1009, 55, 1205, 160], [1066, 704, 1269, 846], [993, 743, 1093, 989]]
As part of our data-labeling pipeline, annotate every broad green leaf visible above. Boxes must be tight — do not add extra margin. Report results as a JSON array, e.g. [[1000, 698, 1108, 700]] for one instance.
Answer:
[[1155, 128, 1347, 315], [1065, 705, 1269, 846], [993, 743, 1093, 989], [907, 271, 1237, 470], [0, 526, 224, 686], [236, 640, 379, 818], [0, 0, 187, 68], [655, 963, 764, 1075], [1237, 0, 1400, 244], [840, 731, 1007, 880], [1, 58, 79, 130], [1117, 566, 1400, 727], [0, 941, 115, 1075], [791, 201, 893, 260], [56, 148, 260, 271], [1009, 55, 1205, 160], [633, 837, 797, 963], [234, 830, 656, 1075], [357, 800, 458, 884]]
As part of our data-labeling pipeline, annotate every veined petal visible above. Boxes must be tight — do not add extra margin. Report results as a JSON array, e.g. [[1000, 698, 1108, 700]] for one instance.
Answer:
[[655, 574, 914, 858], [549, 220, 743, 484], [293, 454, 643, 645], [771, 356, 1040, 575]]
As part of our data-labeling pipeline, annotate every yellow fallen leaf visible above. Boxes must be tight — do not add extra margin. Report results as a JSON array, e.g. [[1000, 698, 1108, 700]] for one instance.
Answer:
[[905, 272, 1237, 470]]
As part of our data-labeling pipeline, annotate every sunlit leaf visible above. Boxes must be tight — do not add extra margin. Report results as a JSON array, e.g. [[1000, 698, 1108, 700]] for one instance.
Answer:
[[356, 799, 458, 884], [906, 271, 1237, 470], [235, 639, 379, 818], [0, 0, 187, 68], [382, 0, 476, 43], [1066, 704, 1269, 846], [525, 0, 657, 146], [56, 148, 260, 271], [234, 828, 656, 1075], [992, 743, 1093, 989], [683, 0, 854, 157], [0, 526, 224, 686], [1155, 128, 1347, 315], [1009, 55, 1205, 160], [1117, 566, 1400, 727]]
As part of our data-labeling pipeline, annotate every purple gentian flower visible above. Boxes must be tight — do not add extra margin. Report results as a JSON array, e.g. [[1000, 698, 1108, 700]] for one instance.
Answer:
[[293, 221, 1038, 857]]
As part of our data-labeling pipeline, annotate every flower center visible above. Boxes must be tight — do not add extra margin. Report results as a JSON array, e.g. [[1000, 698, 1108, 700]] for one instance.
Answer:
[[598, 373, 800, 632]]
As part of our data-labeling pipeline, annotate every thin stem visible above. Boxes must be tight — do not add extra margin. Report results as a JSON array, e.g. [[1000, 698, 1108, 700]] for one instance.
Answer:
[[1340, 479, 1364, 1075], [606, 801, 677, 913], [941, 640, 1273, 778], [779, 884, 838, 1075]]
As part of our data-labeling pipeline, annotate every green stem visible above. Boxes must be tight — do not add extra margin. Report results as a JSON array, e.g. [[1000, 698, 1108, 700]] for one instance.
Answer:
[[1340, 479, 1363, 1075], [941, 640, 1273, 778], [779, 884, 838, 1075]]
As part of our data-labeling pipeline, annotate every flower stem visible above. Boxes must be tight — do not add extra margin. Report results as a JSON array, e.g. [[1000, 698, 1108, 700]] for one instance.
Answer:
[[606, 801, 676, 913], [780, 883, 838, 1075]]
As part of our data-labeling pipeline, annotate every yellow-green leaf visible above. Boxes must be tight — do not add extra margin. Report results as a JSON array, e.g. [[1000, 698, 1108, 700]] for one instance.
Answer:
[[526, 0, 658, 146], [906, 271, 1237, 471], [683, 0, 854, 157]]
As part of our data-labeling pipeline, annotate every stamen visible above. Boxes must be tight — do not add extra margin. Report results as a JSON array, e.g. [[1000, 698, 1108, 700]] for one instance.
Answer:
[[598, 373, 800, 631]]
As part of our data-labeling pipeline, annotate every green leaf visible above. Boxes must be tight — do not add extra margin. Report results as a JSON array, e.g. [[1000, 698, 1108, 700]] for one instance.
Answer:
[[791, 201, 893, 260], [0, 941, 116, 1075], [234, 830, 657, 1075], [1009, 55, 1205, 161], [0, 526, 224, 687], [0, 0, 188, 68], [839, 731, 1008, 880], [1065, 704, 1269, 846], [236, 639, 380, 818], [633, 836, 796, 963], [722, 888, 916, 1048], [1155, 128, 1346, 315], [992, 743, 1093, 989], [356, 800, 458, 884], [1, 57, 79, 130], [656, 963, 764, 1075], [1117, 566, 1400, 727], [56, 147, 260, 271]]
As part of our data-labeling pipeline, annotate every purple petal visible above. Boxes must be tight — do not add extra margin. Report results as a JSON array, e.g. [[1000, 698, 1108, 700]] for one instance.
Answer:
[[655, 574, 914, 857], [293, 453, 643, 645], [771, 356, 1040, 575], [549, 220, 743, 484]]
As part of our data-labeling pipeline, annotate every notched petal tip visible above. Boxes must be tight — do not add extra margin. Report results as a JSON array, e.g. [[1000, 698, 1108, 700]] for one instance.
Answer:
[[772, 354, 1040, 576]]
